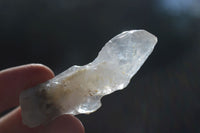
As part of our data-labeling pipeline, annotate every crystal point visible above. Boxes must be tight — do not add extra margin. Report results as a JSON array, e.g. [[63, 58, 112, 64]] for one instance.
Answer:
[[20, 30, 157, 127]]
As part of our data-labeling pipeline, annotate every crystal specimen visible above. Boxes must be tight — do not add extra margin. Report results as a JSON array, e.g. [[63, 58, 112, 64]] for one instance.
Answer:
[[20, 30, 157, 127]]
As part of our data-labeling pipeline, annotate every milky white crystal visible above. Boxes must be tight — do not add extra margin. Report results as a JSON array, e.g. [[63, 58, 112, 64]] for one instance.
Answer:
[[20, 30, 157, 127]]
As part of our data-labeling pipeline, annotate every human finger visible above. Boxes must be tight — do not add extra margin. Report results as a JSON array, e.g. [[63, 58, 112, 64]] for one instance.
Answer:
[[0, 64, 54, 112], [0, 107, 84, 133]]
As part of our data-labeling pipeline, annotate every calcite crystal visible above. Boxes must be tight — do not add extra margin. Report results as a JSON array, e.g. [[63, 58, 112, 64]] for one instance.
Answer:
[[20, 30, 157, 127]]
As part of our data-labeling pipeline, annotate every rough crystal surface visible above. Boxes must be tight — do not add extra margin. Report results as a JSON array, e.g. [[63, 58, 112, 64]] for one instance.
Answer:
[[20, 30, 157, 127]]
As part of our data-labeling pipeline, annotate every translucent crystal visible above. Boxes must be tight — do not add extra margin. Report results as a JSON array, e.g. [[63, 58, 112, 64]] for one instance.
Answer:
[[20, 30, 157, 127]]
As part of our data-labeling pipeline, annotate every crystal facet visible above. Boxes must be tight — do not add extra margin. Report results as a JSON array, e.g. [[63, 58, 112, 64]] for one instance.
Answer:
[[20, 30, 157, 127]]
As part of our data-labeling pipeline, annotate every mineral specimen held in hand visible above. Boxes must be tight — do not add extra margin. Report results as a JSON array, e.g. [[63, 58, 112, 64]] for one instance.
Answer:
[[20, 30, 157, 127]]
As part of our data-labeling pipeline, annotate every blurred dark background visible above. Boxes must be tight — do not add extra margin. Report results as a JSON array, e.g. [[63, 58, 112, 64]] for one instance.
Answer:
[[0, 0, 200, 132]]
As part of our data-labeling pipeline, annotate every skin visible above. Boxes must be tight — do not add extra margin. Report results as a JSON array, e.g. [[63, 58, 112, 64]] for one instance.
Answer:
[[0, 64, 84, 133]]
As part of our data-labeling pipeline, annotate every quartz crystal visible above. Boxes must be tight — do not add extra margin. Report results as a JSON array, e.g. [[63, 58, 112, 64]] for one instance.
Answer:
[[20, 30, 157, 127]]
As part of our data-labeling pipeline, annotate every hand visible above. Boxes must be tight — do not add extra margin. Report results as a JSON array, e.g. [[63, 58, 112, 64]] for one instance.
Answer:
[[0, 64, 84, 133]]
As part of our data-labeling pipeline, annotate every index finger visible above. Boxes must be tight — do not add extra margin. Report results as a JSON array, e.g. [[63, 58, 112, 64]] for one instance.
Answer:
[[0, 64, 54, 113]]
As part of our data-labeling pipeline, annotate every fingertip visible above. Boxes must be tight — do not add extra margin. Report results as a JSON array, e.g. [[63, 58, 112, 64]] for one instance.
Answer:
[[22, 63, 55, 80], [42, 115, 85, 133], [0, 63, 55, 84]]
